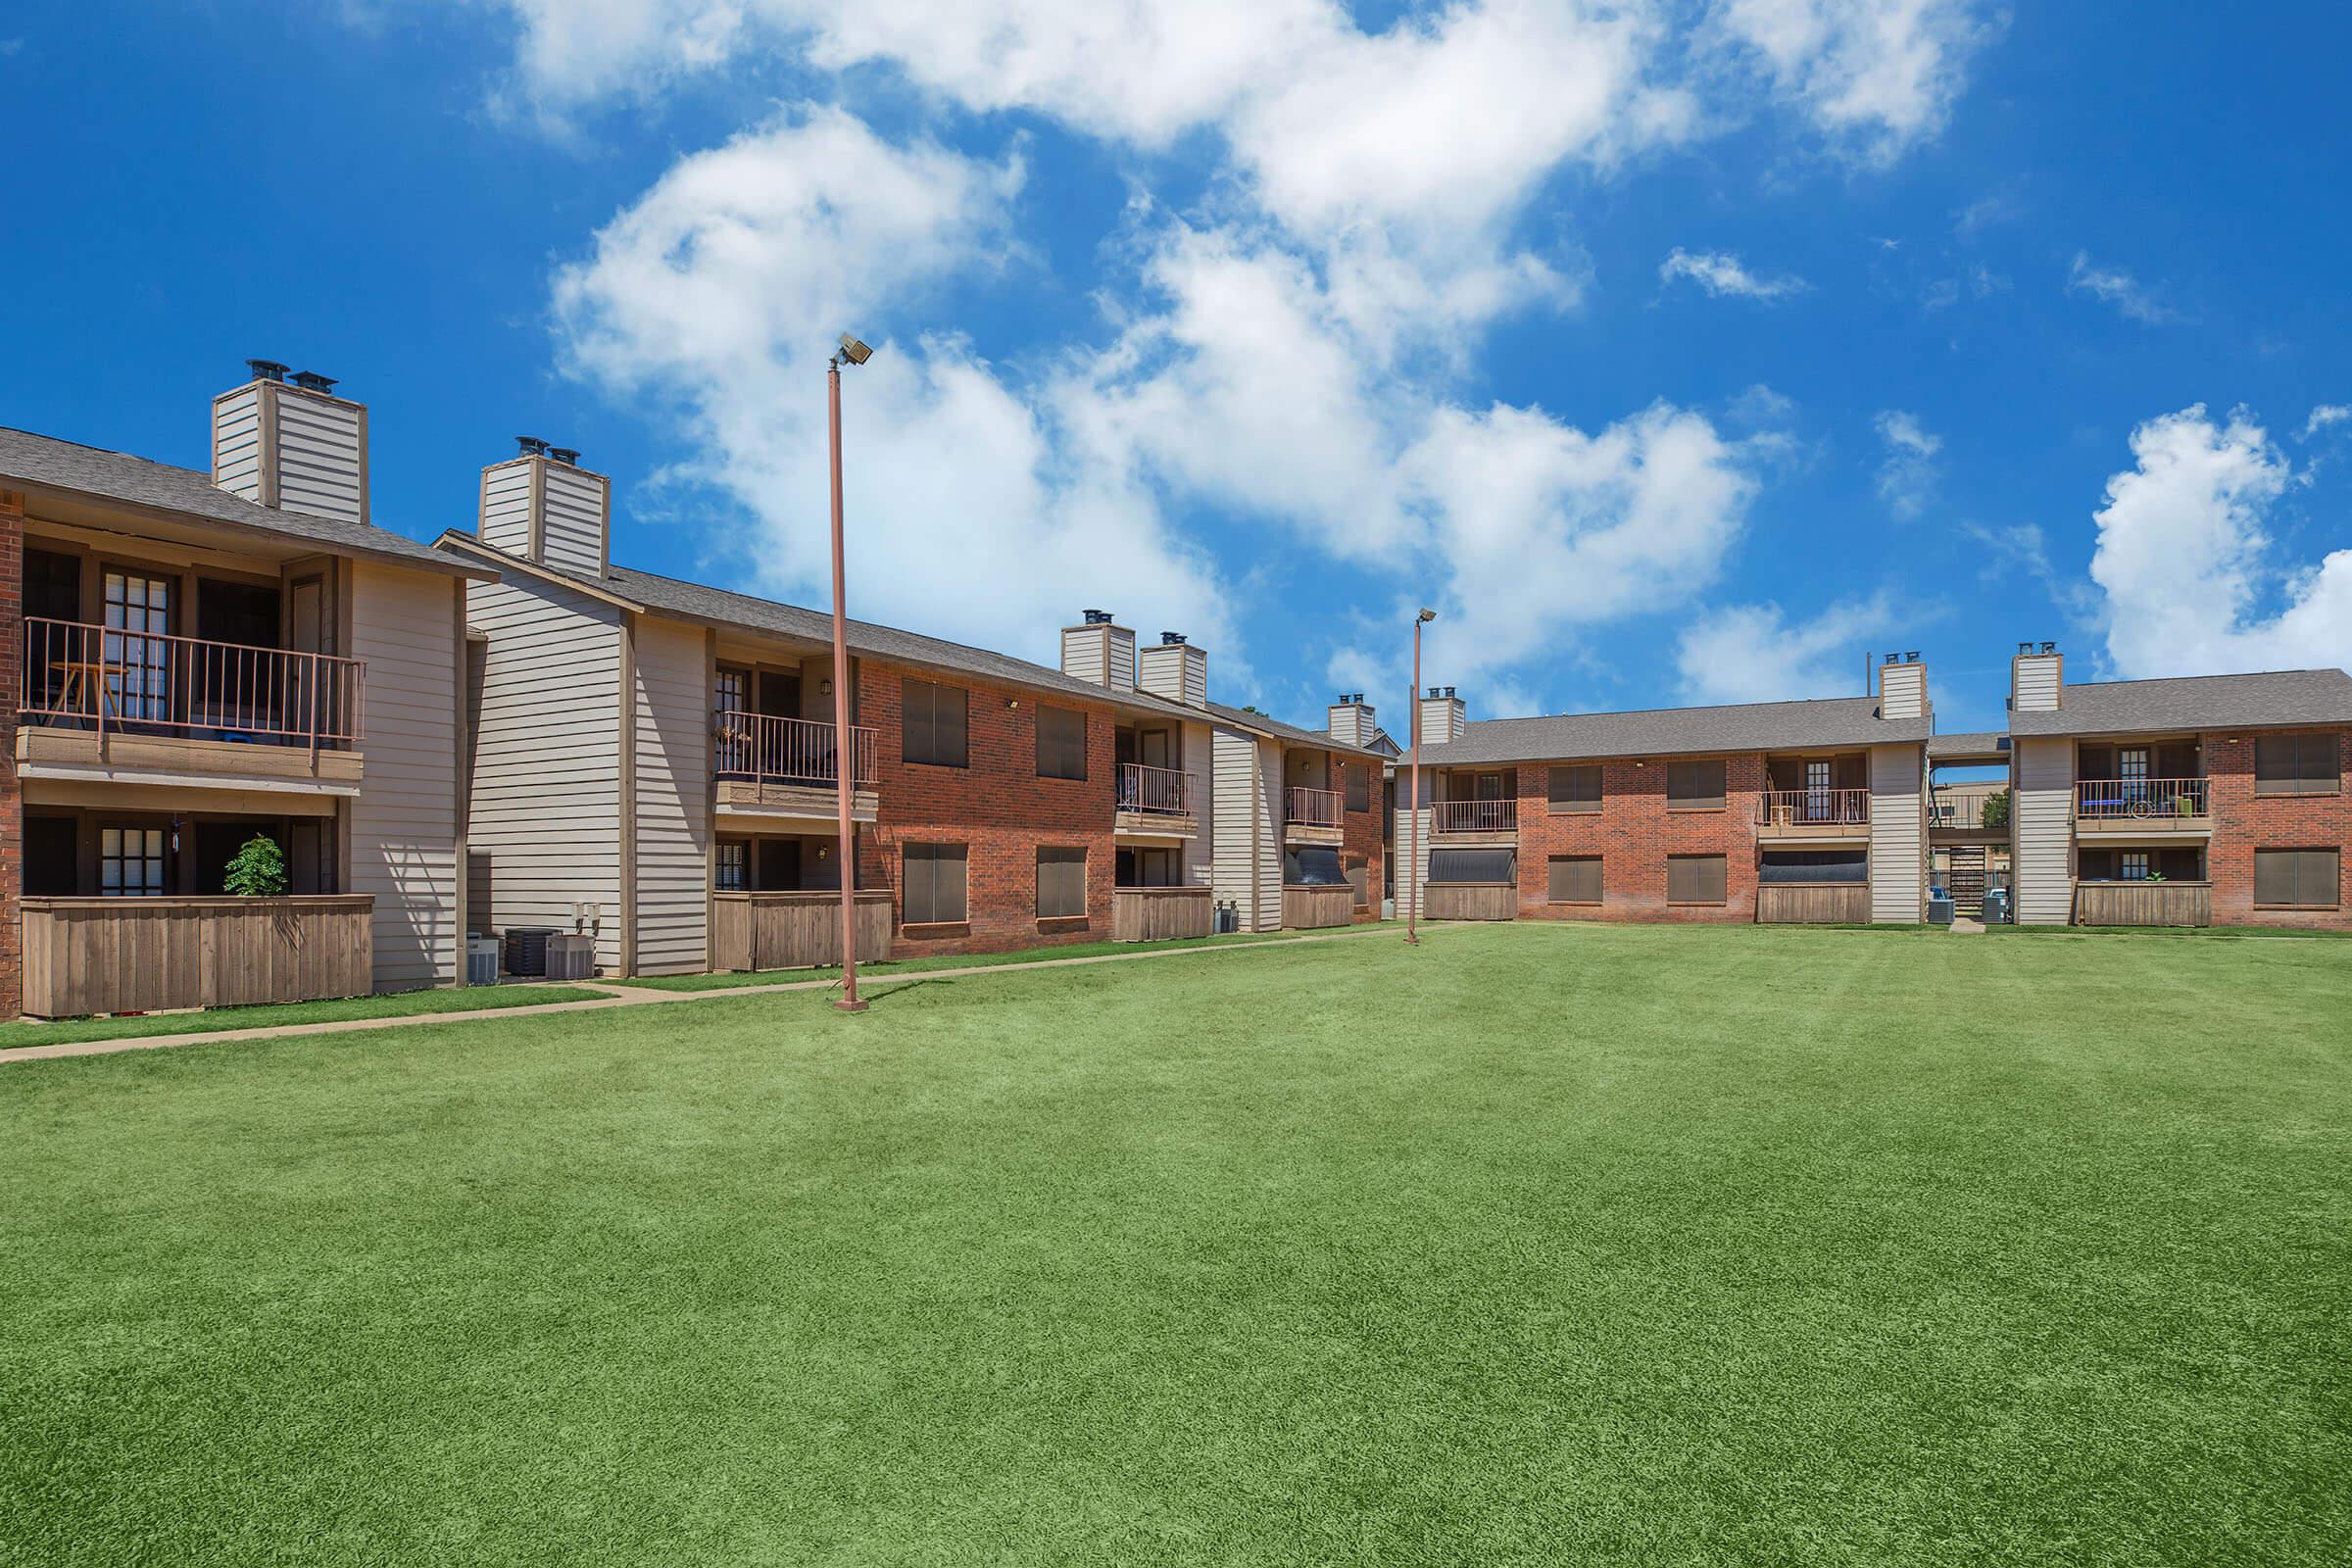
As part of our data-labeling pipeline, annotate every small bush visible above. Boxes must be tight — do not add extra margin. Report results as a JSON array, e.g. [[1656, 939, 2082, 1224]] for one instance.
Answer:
[[221, 834, 289, 898]]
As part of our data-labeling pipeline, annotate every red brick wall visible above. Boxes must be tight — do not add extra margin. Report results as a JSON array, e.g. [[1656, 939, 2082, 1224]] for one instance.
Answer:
[[2205, 728, 2351, 930], [1340, 755, 1384, 921], [1513, 755, 1766, 923], [0, 489, 20, 1016], [856, 661, 1120, 956]]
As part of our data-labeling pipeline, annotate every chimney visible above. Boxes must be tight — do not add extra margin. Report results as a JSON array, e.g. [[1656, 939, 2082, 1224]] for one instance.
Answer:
[[1138, 631, 1208, 709], [2010, 640, 2062, 712], [1417, 686, 1466, 746], [1060, 610, 1136, 690], [1328, 693, 1375, 746], [1878, 652, 1930, 721], [477, 437, 612, 576], [212, 360, 368, 523]]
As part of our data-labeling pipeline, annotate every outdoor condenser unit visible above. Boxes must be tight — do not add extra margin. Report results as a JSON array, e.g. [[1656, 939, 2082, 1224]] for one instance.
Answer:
[[466, 936, 501, 987], [545, 934, 597, 981]]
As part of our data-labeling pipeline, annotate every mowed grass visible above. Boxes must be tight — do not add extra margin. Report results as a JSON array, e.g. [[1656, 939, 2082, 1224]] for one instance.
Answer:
[[3, 923, 2347, 1566], [0, 981, 611, 1053]]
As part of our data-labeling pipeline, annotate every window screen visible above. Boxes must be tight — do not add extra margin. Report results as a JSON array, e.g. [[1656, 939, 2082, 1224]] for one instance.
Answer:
[[1667, 760, 1726, 809], [1285, 846, 1347, 886], [1548, 764, 1601, 813], [1346, 764, 1370, 812], [904, 843, 968, 923], [1429, 848, 1515, 884], [902, 679, 969, 768], [1547, 856, 1601, 903], [2255, 734, 2341, 796], [1037, 846, 1087, 918], [716, 840, 747, 892], [1667, 854, 1727, 905], [2254, 848, 2339, 907], [1759, 850, 1866, 884], [1036, 706, 1087, 780]]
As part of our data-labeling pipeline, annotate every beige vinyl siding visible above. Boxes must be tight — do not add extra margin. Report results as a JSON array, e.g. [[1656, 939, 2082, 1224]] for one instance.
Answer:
[[271, 390, 367, 523], [348, 563, 463, 989], [541, 462, 608, 576], [1211, 725, 1280, 930], [631, 614, 711, 974], [2013, 654, 2062, 712], [2013, 736, 2075, 924], [210, 385, 263, 499], [466, 573, 625, 970], [1181, 719, 1216, 888], [1060, 623, 1135, 689], [1136, 642, 1207, 708], [479, 460, 534, 556], [1867, 742, 1926, 923], [1878, 662, 1928, 720], [1396, 802, 1433, 922]]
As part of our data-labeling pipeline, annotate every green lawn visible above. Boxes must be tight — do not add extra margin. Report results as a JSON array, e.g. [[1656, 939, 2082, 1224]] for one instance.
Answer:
[[5, 923, 2347, 1565], [0, 981, 611, 1053]]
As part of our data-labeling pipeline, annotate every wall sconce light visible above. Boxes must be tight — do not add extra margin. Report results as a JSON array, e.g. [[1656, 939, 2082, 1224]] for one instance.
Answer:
[[819, 678, 833, 697], [1007, 698, 1020, 710]]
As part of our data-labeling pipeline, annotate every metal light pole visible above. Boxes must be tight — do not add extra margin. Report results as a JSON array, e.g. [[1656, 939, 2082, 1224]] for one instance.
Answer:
[[828, 333, 874, 1013], [1407, 608, 1435, 946]]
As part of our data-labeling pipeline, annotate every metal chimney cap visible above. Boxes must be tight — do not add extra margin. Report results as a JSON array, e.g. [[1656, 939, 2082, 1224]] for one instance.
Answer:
[[1082, 609, 1111, 624], [549, 447, 581, 466], [515, 436, 550, 458], [2018, 642, 2034, 655], [289, 369, 338, 394], [246, 359, 289, 383], [1886, 653, 1901, 664], [1905, 651, 1921, 662], [1160, 631, 1187, 645], [2039, 641, 2057, 655]]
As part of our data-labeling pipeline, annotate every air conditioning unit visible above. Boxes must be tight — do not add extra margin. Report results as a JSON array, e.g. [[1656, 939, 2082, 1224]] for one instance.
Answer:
[[545, 933, 597, 981], [466, 936, 501, 987]]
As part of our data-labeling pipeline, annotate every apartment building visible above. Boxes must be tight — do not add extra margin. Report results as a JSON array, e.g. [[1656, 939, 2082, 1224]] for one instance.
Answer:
[[0, 364, 487, 1017], [1394, 661, 1936, 924], [439, 473, 1384, 975]]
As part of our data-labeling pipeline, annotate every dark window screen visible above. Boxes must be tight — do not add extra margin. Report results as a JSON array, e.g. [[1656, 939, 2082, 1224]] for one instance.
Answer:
[[2254, 848, 2339, 907], [903, 679, 969, 768], [1037, 846, 1087, 917], [1430, 848, 1515, 884], [2256, 734, 2340, 795], [1759, 850, 1866, 884], [1667, 854, 1727, 904], [905, 843, 968, 923], [1548, 764, 1601, 812], [1547, 856, 1601, 903], [1667, 760, 1726, 809], [1036, 706, 1087, 780]]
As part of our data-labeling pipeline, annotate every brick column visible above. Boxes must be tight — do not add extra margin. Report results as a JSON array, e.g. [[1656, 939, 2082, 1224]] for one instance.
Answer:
[[0, 488, 23, 1016]]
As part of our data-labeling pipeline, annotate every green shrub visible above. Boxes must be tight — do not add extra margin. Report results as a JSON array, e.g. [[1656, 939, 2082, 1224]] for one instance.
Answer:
[[221, 834, 288, 898]]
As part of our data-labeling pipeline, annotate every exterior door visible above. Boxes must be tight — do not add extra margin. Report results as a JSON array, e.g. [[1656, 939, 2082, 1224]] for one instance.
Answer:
[[1805, 759, 1832, 822], [103, 570, 172, 723]]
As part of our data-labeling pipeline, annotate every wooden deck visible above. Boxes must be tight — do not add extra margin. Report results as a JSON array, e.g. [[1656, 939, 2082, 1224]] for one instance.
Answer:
[[1111, 886, 1213, 942], [20, 896, 374, 1017], [710, 891, 894, 971]]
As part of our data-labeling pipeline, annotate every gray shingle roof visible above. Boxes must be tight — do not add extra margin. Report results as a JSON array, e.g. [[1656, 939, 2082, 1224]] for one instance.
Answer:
[[442, 538, 1379, 759], [1928, 730, 2010, 759], [2006, 668, 2352, 737], [1417, 695, 1928, 766], [0, 425, 485, 576]]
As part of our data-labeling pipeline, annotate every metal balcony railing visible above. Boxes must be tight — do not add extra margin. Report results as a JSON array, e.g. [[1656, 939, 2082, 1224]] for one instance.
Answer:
[[714, 710, 878, 786], [19, 616, 364, 749]]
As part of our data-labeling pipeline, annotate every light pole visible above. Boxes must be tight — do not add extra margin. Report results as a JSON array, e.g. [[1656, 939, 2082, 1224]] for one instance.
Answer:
[[1407, 607, 1435, 946], [828, 333, 873, 1012]]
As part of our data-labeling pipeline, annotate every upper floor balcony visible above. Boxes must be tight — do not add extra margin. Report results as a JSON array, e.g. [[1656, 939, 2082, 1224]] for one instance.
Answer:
[[713, 710, 879, 822], [1434, 798, 1518, 839], [1755, 787, 1870, 842], [1283, 785, 1345, 845], [2073, 776, 2211, 834], [1114, 761, 1197, 839], [16, 616, 365, 788]]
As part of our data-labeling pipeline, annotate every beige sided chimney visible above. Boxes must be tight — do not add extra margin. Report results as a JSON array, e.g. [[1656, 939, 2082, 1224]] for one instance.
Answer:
[[1417, 686, 1466, 746], [1060, 610, 1136, 690], [1327, 694, 1375, 746], [1879, 654, 1930, 720], [1138, 632, 1208, 709], [212, 360, 368, 523], [478, 437, 612, 576], [2010, 641, 2063, 712]]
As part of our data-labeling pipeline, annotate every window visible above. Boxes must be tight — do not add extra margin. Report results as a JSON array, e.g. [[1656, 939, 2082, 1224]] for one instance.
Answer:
[[1346, 764, 1369, 812], [716, 840, 748, 891], [1285, 846, 1347, 886], [1036, 846, 1087, 918], [1036, 705, 1088, 781], [1667, 854, 1727, 906], [2121, 851, 2149, 881], [2255, 733, 2341, 796], [1429, 848, 1515, 884], [1548, 764, 1601, 814], [904, 843, 969, 924], [714, 668, 751, 773], [1547, 856, 1601, 904], [103, 570, 172, 722], [2254, 848, 2339, 908], [1666, 760, 1727, 810], [100, 825, 167, 897], [902, 679, 968, 768]]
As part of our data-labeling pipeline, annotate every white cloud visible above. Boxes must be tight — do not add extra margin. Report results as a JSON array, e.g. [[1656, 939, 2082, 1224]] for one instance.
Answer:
[[2302, 405, 2350, 439], [1676, 594, 1893, 704], [1712, 0, 1992, 164], [2087, 405, 2352, 678], [1658, 247, 1809, 301], [2067, 251, 2184, 325], [1872, 409, 1941, 519]]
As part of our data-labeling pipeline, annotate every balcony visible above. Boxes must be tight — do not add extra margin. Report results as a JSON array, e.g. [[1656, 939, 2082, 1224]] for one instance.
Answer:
[[1114, 762, 1197, 839], [1433, 798, 1518, 841], [713, 710, 879, 822], [1755, 788, 1869, 842], [2072, 777, 2211, 836], [1930, 788, 2009, 833], [1283, 786, 1345, 845], [16, 617, 365, 790], [19, 895, 374, 1017], [1111, 885, 1213, 942], [2073, 880, 2212, 927]]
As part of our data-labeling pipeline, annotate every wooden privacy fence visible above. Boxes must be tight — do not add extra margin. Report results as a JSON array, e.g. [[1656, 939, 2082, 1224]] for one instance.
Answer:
[[1755, 883, 1870, 924], [1425, 883, 1516, 921], [710, 891, 894, 971], [2073, 880, 2211, 927], [1282, 884, 1355, 929], [20, 896, 374, 1017], [1111, 886, 1213, 942]]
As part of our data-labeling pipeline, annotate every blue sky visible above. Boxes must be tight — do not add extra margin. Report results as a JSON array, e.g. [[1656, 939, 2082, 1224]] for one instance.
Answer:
[[4, 2, 2348, 740]]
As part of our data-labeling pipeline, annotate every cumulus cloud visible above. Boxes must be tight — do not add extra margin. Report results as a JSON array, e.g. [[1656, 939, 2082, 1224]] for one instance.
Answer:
[[2302, 404, 2350, 439], [1658, 247, 1809, 301], [1872, 409, 1941, 518], [2067, 251, 2184, 324], [1712, 0, 1993, 164], [1676, 594, 1894, 704], [2087, 405, 2352, 678]]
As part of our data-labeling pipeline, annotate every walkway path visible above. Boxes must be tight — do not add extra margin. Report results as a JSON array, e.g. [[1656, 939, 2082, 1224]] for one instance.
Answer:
[[0, 925, 1403, 1066]]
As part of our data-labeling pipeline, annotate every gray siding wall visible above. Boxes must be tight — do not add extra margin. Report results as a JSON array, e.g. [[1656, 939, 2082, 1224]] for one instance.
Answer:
[[479, 460, 533, 557], [633, 615, 711, 974], [1182, 719, 1216, 887], [467, 573, 625, 969], [211, 386, 263, 500], [541, 462, 609, 577], [1210, 726, 1279, 929], [1418, 697, 1466, 746], [2013, 736, 2074, 924], [1868, 742, 1926, 923], [349, 563, 462, 989], [272, 389, 367, 523]]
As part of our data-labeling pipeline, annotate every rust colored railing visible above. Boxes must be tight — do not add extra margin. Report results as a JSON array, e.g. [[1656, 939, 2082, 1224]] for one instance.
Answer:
[[1285, 786, 1343, 827], [1116, 761, 1192, 816], [714, 710, 878, 786], [1435, 798, 1517, 833], [1755, 788, 1870, 826], [2073, 777, 2209, 819], [19, 617, 364, 749], [1930, 790, 2007, 830]]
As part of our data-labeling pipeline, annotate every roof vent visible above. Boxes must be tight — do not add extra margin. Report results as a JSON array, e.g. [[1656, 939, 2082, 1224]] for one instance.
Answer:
[[1160, 631, 1187, 645], [1905, 651, 1921, 662], [1886, 653, 1901, 665], [1082, 609, 1112, 625], [515, 435, 550, 458], [289, 370, 338, 394], [549, 446, 581, 466], [2039, 641, 2056, 655], [245, 359, 289, 383], [2018, 641, 2034, 655]]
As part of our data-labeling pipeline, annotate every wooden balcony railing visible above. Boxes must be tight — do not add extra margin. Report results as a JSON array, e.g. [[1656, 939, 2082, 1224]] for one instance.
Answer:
[[714, 710, 877, 787], [1755, 788, 1869, 827], [1286, 786, 1344, 827], [1435, 798, 1517, 834], [1116, 761, 1192, 816], [2074, 777, 2209, 820], [19, 617, 364, 749]]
